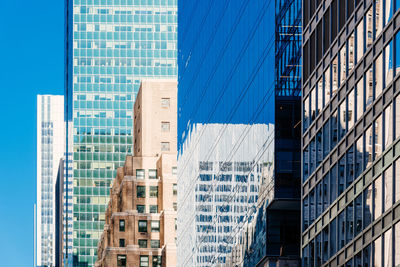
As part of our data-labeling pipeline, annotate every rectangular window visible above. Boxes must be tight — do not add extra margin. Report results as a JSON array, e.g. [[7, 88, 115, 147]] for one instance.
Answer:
[[356, 78, 363, 121], [384, 103, 393, 149], [332, 56, 339, 95], [355, 137, 363, 177], [374, 175, 383, 220], [364, 184, 373, 228], [161, 121, 170, 132], [338, 211, 345, 250], [348, 89, 354, 129], [348, 32, 355, 72], [173, 202, 177, 211], [117, 255, 127, 267], [149, 205, 158, 213], [366, 67, 373, 108], [396, 158, 400, 202], [354, 194, 362, 236], [149, 169, 157, 179], [140, 255, 149, 267], [366, 6, 373, 47], [150, 240, 160, 248], [151, 220, 160, 232], [137, 185, 146, 198], [340, 45, 347, 85], [365, 125, 373, 168], [173, 183, 177, 195], [317, 79, 323, 115], [138, 220, 148, 232], [119, 220, 125, 232], [384, 41, 393, 86], [376, 0, 384, 37], [136, 169, 145, 179], [330, 164, 338, 204], [161, 142, 170, 151], [172, 166, 177, 175], [138, 239, 147, 248], [384, 166, 393, 212], [304, 96, 310, 132], [374, 236, 382, 266], [137, 205, 145, 213], [339, 101, 346, 141], [374, 115, 383, 159], [119, 239, 125, 247], [396, 30, 400, 76], [149, 186, 158, 197], [383, 229, 392, 267], [356, 19, 364, 62], [161, 98, 170, 108], [324, 68, 330, 107], [395, 221, 400, 265], [152, 256, 162, 267], [375, 53, 383, 98]]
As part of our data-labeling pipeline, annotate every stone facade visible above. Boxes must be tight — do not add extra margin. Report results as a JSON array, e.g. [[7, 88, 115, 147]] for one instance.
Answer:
[[95, 79, 177, 267]]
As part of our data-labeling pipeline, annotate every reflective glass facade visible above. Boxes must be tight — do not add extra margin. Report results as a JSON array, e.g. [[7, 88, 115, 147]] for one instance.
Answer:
[[65, 1, 177, 266], [177, 0, 301, 266], [302, 0, 400, 265]]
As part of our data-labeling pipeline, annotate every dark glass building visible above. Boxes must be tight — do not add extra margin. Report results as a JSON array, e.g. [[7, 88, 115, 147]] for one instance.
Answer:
[[177, 0, 301, 266], [302, 0, 400, 265]]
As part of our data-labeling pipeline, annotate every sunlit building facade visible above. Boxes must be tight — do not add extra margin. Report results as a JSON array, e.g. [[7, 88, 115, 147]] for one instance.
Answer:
[[302, 0, 400, 265], [64, 1, 177, 266], [36, 95, 65, 267], [177, 0, 302, 266]]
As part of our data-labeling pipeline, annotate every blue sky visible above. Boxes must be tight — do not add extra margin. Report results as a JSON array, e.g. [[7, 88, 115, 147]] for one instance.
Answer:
[[0, 1, 63, 266]]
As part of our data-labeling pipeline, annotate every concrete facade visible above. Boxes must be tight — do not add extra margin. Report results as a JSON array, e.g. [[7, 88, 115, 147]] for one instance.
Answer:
[[95, 79, 177, 267]]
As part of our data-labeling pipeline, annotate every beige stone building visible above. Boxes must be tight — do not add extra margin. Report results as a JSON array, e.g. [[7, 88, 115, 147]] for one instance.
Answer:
[[95, 79, 178, 267]]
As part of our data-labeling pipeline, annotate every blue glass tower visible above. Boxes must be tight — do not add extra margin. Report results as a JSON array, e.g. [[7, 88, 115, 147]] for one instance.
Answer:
[[64, 1, 177, 266], [177, 0, 301, 266]]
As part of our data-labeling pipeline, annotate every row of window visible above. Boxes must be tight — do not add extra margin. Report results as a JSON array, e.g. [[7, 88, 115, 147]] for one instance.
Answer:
[[303, 221, 400, 266], [304, 84, 400, 183], [117, 254, 162, 267], [119, 219, 160, 232]]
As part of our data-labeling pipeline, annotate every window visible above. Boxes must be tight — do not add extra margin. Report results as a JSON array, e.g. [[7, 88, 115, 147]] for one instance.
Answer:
[[366, 66, 373, 108], [149, 169, 157, 179], [136, 169, 145, 179], [149, 186, 158, 197], [138, 220, 147, 232], [384, 166, 393, 213], [348, 89, 354, 130], [383, 229, 392, 267], [119, 239, 125, 247], [161, 98, 170, 108], [374, 175, 383, 220], [348, 32, 355, 72], [119, 220, 125, 232], [374, 236, 382, 266], [304, 96, 310, 132], [339, 45, 347, 85], [137, 185, 146, 198], [149, 205, 158, 213], [356, 78, 363, 121], [161, 142, 170, 151], [150, 240, 160, 248], [384, 41, 393, 86], [172, 166, 177, 175], [161, 121, 170, 132], [117, 255, 126, 267], [140, 255, 149, 267], [374, 115, 383, 159], [138, 239, 147, 248], [364, 184, 373, 228], [375, 53, 383, 98], [152, 256, 162, 267], [384, 103, 393, 149], [173, 202, 177, 211], [173, 184, 177, 195], [356, 19, 364, 62], [396, 158, 400, 202], [376, 0, 384, 37], [317, 79, 322, 115], [151, 220, 160, 232], [395, 221, 400, 265], [137, 205, 145, 213]]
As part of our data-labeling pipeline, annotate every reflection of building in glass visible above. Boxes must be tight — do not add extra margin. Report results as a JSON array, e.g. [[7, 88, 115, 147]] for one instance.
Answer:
[[64, 1, 177, 266], [303, 0, 400, 265], [177, 0, 302, 266], [36, 95, 65, 267]]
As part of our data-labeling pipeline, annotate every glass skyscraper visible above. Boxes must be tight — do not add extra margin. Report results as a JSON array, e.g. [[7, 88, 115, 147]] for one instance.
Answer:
[[64, 1, 177, 266], [302, 0, 400, 265], [36, 95, 65, 267], [177, 0, 301, 266]]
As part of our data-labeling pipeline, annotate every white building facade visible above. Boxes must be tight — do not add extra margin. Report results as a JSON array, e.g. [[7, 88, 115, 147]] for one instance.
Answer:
[[36, 95, 65, 267]]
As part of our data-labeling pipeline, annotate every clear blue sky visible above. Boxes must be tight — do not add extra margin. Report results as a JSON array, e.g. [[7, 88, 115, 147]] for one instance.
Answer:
[[0, 1, 63, 266]]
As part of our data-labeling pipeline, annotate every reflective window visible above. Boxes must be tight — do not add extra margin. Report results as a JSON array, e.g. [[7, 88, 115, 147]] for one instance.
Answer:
[[324, 68, 330, 107], [316, 131, 322, 166], [357, 19, 364, 62], [330, 164, 338, 204], [384, 166, 393, 212], [338, 211, 345, 250], [384, 103, 393, 149], [384, 41, 393, 86], [322, 226, 329, 263], [348, 32, 355, 72], [375, 53, 383, 98], [348, 89, 354, 129], [346, 202, 353, 243], [374, 115, 383, 159], [354, 194, 362, 236], [329, 218, 337, 257], [310, 189, 315, 225], [365, 125, 373, 168], [383, 229, 393, 267], [340, 45, 347, 85], [311, 87, 316, 122], [376, 0, 384, 37], [356, 78, 364, 121], [374, 236, 382, 267], [317, 79, 323, 115], [366, 6, 373, 47], [395, 221, 400, 265], [385, 0, 393, 24], [396, 158, 400, 202], [347, 146, 354, 187], [366, 67, 373, 108], [303, 196, 309, 230], [323, 122, 330, 158], [323, 175, 329, 210], [355, 137, 363, 177], [374, 175, 382, 220], [332, 56, 339, 95], [316, 182, 322, 218], [331, 111, 338, 149], [396, 95, 400, 139], [338, 156, 345, 195], [364, 184, 373, 228], [396, 30, 400, 76], [304, 96, 310, 132]]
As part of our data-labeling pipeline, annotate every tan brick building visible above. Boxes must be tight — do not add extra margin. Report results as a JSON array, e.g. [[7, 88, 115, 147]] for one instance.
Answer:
[[95, 79, 178, 267]]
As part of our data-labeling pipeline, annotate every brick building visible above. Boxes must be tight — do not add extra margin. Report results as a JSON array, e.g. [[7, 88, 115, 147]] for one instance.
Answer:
[[95, 79, 177, 267]]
